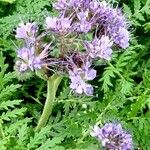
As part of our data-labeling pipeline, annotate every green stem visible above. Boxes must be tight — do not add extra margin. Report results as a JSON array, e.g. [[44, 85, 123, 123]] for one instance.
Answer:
[[36, 74, 62, 132]]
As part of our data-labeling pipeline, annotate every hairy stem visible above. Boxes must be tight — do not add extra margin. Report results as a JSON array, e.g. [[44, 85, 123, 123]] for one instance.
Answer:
[[36, 74, 62, 132]]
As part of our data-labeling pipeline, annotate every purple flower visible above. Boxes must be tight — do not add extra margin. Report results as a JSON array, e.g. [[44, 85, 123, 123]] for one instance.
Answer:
[[82, 62, 97, 80], [75, 21, 92, 33], [89, 0, 100, 12], [16, 44, 49, 72], [33, 57, 42, 69], [15, 61, 28, 72], [96, 1, 130, 49], [69, 0, 84, 8], [17, 47, 34, 60], [46, 16, 72, 34], [91, 123, 133, 150], [110, 27, 130, 49], [69, 69, 94, 95], [15, 20, 50, 74], [14, 0, 130, 95], [68, 62, 96, 95], [53, 0, 67, 10], [84, 35, 113, 60], [75, 10, 92, 33], [15, 22, 38, 40]]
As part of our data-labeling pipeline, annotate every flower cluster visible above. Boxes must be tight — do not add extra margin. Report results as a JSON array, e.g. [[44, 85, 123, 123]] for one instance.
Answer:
[[15, 22, 50, 74], [15, 0, 130, 95], [46, 17, 72, 34], [84, 35, 113, 60], [97, 1, 130, 49], [69, 61, 96, 95], [91, 123, 132, 150]]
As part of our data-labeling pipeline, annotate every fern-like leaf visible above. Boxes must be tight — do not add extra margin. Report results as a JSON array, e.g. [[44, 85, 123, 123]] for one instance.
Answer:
[[27, 126, 52, 149], [1, 108, 27, 121], [37, 137, 64, 150], [0, 100, 22, 110], [99, 66, 116, 92], [0, 84, 21, 100]]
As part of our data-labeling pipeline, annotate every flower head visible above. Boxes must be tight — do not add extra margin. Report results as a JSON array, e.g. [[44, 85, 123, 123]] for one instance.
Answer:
[[84, 35, 113, 60], [15, 22, 38, 45], [17, 47, 34, 60], [16, 43, 49, 73], [14, 0, 130, 94], [69, 69, 94, 96], [110, 27, 130, 49], [89, 0, 100, 12], [53, 0, 68, 10], [96, 1, 130, 49], [68, 60, 96, 96], [91, 123, 132, 150], [46, 17, 72, 34], [75, 10, 92, 33]]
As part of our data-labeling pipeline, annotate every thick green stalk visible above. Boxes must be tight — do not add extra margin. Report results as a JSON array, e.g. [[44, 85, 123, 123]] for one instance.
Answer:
[[36, 74, 62, 132]]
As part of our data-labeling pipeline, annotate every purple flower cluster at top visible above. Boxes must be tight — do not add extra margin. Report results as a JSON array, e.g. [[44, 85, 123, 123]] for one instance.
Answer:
[[91, 123, 132, 150], [15, 0, 130, 95], [47, 0, 129, 95], [52, 0, 130, 48]]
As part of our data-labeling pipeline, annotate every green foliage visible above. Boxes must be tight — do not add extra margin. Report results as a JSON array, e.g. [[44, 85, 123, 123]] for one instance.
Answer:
[[144, 22, 150, 32], [0, 0, 52, 38], [100, 46, 137, 94], [37, 137, 65, 150], [0, 0, 15, 3], [0, 53, 27, 149], [0, 100, 22, 110], [0, 0, 150, 149], [123, 0, 150, 27]]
